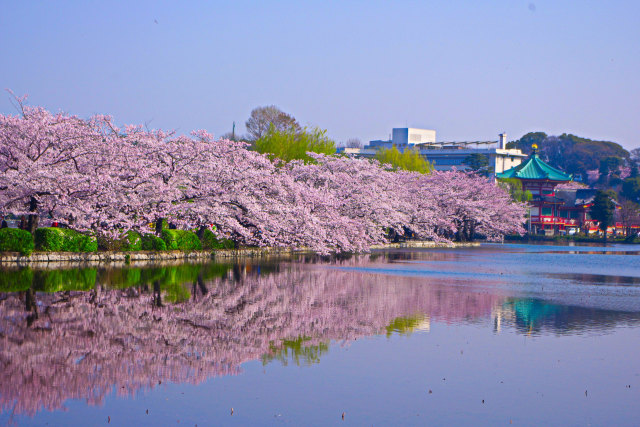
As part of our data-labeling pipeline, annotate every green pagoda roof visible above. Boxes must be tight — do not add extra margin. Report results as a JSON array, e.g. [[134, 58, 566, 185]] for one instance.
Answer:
[[496, 153, 572, 181]]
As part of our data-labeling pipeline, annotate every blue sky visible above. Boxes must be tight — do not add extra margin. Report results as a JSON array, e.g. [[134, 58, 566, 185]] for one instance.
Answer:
[[1, 1, 638, 148]]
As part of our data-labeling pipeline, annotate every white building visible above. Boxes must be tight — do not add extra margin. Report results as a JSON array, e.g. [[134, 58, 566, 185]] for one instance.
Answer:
[[393, 128, 436, 145], [339, 128, 526, 175]]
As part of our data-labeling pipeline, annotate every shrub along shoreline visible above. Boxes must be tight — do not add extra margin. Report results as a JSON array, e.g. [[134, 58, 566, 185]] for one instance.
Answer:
[[0, 248, 283, 264], [0, 227, 234, 257], [0, 226, 478, 265]]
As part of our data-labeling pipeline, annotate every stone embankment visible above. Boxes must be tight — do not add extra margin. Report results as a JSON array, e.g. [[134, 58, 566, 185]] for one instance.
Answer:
[[371, 241, 480, 249], [0, 248, 293, 266], [0, 241, 480, 266]]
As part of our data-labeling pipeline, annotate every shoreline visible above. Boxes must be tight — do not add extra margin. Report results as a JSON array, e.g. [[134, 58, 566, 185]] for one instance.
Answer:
[[504, 234, 639, 245], [0, 241, 481, 266]]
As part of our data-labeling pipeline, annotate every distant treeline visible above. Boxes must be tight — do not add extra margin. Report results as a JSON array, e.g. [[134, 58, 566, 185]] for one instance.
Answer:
[[507, 132, 640, 205]]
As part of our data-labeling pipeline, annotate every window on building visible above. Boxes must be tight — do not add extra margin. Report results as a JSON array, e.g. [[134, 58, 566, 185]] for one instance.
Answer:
[[542, 207, 553, 216]]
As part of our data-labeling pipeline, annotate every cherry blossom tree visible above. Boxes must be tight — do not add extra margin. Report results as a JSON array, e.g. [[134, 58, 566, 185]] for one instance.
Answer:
[[0, 100, 116, 233], [0, 101, 525, 251]]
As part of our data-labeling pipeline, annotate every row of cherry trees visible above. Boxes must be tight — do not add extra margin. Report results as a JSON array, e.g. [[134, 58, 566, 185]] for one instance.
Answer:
[[0, 103, 525, 252]]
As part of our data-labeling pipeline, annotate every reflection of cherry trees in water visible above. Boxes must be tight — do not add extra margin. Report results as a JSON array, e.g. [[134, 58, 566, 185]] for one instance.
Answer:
[[0, 261, 504, 416]]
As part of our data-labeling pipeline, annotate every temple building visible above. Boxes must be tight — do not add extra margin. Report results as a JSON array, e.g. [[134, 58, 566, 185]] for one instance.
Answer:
[[496, 146, 594, 235], [554, 188, 611, 234]]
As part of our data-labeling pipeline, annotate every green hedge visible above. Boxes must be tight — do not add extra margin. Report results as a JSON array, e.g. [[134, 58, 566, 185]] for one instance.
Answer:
[[161, 229, 202, 251], [0, 263, 234, 299], [121, 230, 142, 251], [0, 267, 98, 293], [35, 228, 97, 252], [98, 268, 144, 289], [141, 233, 167, 251], [32, 268, 97, 292], [0, 268, 34, 292], [0, 228, 35, 255], [97, 230, 143, 251], [200, 228, 235, 250]]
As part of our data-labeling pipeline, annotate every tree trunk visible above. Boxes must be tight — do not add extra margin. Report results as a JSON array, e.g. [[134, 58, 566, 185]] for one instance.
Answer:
[[463, 220, 470, 242], [196, 226, 208, 240], [196, 273, 208, 296], [27, 214, 39, 234], [24, 196, 39, 234], [155, 218, 165, 236], [153, 280, 163, 307], [25, 288, 38, 327], [455, 220, 466, 242]]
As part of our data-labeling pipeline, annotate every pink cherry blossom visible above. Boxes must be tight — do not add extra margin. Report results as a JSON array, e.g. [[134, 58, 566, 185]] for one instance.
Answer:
[[0, 101, 525, 250]]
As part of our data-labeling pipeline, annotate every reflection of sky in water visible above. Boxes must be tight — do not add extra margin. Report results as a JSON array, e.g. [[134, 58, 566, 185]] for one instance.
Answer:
[[1, 243, 640, 426], [339, 244, 640, 314]]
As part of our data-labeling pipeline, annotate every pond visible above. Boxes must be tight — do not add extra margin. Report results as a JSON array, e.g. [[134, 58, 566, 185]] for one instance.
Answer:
[[1, 243, 639, 426]]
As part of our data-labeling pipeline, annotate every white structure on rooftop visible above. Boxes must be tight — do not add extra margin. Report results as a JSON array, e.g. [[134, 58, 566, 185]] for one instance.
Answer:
[[393, 128, 436, 145]]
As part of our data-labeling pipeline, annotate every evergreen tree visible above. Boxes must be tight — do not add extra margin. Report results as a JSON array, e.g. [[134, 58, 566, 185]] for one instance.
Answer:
[[621, 177, 640, 203], [590, 190, 616, 243], [463, 153, 493, 177]]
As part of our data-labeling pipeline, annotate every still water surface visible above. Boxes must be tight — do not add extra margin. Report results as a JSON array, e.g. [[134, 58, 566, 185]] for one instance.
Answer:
[[1, 243, 639, 426]]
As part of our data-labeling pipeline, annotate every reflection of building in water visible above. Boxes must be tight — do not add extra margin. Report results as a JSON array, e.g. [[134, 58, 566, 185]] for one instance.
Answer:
[[503, 299, 563, 335], [492, 306, 508, 333], [494, 298, 640, 336], [414, 316, 431, 332]]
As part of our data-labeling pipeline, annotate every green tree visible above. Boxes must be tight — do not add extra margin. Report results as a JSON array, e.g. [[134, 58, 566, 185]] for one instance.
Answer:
[[497, 178, 533, 202], [255, 124, 336, 163], [375, 146, 433, 174], [621, 176, 640, 203], [509, 132, 629, 180], [506, 131, 547, 150], [630, 148, 640, 170], [597, 156, 624, 185], [599, 156, 623, 175], [463, 153, 493, 177], [590, 190, 616, 243]]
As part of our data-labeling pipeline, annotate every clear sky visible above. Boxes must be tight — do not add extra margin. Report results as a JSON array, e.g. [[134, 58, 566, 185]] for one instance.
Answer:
[[1, 1, 639, 148]]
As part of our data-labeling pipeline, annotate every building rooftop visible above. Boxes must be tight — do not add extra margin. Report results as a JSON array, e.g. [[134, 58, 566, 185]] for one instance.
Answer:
[[554, 189, 597, 207], [496, 153, 572, 181]]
